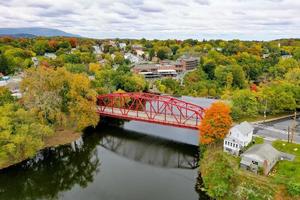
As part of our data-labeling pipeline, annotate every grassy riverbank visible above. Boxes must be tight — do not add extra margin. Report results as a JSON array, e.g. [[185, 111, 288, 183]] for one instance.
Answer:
[[235, 112, 296, 123], [199, 141, 300, 200], [0, 130, 82, 170]]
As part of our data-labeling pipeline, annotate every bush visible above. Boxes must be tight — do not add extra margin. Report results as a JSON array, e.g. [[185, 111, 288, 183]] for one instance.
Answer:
[[0, 87, 14, 106], [287, 181, 300, 196], [201, 151, 235, 198]]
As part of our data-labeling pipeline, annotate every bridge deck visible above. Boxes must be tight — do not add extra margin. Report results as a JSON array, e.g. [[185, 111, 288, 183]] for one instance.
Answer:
[[97, 106, 200, 129]]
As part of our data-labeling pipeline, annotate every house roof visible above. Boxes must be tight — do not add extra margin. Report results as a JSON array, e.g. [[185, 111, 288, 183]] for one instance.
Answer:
[[232, 121, 254, 137], [241, 143, 281, 163]]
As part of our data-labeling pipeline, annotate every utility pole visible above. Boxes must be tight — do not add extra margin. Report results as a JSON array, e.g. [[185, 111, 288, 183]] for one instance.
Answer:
[[263, 99, 268, 123], [290, 111, 297, 144], [287, 126, 290, 143]]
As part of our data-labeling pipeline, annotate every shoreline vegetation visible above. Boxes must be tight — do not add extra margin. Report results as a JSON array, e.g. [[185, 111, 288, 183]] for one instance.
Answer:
[[0, 110, 294, 171], [0, 129, 82, 170], [199, 140, 300, 200]]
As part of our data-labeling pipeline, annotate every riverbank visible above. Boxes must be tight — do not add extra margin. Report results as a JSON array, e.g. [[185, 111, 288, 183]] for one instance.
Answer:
[[235, 112, 296, 124], [199, 141, 300, 200], [0, 130, 82, 170]]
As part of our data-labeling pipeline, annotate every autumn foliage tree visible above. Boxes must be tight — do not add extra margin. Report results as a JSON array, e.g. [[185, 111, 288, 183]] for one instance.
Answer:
[[199, 101, 233, 144], [68, 38, 78, 48], [20, 67, 99, 130]]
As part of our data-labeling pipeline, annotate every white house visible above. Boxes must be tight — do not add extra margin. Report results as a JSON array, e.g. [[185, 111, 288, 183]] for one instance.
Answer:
[[44, 53, 57, 59], [124, 53, 143, 63], [31, 57, 39, 67], [224, 121, 254, 155], [281, 54, 293, 59], [119, 43, 127, 50], [92, 45, 102, 54], [135, 49, 145, 57]]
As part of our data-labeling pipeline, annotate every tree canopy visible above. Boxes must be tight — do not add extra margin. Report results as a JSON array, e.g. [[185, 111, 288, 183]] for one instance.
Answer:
[[199, 102, 233, 144]]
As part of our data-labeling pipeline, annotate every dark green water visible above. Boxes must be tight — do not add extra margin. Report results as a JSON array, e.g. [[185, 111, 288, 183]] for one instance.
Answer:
[[0, 122, 209, 200]]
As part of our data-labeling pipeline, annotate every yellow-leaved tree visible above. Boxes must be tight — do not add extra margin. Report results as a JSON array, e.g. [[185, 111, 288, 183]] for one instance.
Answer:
[[21, 67, 98, 130]]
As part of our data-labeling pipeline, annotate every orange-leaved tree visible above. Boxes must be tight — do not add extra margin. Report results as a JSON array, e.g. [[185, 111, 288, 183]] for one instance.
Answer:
[[199, 101, 233, 145]]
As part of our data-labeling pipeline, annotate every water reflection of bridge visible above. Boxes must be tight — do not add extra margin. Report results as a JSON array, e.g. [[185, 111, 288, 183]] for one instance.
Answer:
[[99, 128, 199, 169]]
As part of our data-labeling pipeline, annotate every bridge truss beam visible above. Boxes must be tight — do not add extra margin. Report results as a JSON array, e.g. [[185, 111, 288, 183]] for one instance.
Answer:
[[97, 92, 205, 129]]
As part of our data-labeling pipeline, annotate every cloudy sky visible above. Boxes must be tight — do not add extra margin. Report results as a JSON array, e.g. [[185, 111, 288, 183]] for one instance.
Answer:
[[0, 0, 299, 40]]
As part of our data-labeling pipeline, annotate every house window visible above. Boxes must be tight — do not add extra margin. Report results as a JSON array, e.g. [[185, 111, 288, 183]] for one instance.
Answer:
[[225, 141, 227, 145]]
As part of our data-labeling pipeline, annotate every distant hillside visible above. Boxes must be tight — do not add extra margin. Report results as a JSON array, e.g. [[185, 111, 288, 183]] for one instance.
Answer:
[[0, 33, 36, 38], [0, 27, 80, 37]]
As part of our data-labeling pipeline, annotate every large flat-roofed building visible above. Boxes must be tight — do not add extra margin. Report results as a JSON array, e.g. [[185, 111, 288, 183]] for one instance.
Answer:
[[132, 63, 160, 74], [160, 60, 184, 73], [133, 62, 178, 78], [179, 56, 199, 71]]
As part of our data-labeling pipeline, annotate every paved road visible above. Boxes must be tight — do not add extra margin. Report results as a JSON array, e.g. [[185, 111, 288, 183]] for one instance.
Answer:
[[253, 117, 300, 143]]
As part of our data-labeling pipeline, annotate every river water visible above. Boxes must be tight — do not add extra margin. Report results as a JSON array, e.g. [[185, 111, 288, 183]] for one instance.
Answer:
[[0, 96, 214, 200], [0, 120, 210, 200]]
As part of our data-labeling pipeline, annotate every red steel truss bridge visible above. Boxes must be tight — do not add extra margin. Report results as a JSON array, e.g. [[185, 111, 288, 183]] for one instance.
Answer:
[[97, 92, 205, 129]]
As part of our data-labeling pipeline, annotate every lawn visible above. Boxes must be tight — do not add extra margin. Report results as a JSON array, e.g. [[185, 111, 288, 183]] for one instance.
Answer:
[[272, 141, 300, 197]]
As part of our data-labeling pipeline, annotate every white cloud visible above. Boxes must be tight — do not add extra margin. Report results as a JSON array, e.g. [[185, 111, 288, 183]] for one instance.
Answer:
[[0, 0, 300, 40]]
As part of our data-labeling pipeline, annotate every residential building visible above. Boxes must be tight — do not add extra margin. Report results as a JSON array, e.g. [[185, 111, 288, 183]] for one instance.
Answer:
[[31, 57, 39, 67], [132, 44, 143, 51], [240, 143, 292, 175], [124, 53, 143, 63], [93, 45, 102, 54], [135, 49, 145, 57], [44, 53, 57, 59], [224, 121, 254, 156], [281, 54, 293, 59], [262, 53, 270, 59], [109, 40, 117, 47], [119, 42, 126, 50]]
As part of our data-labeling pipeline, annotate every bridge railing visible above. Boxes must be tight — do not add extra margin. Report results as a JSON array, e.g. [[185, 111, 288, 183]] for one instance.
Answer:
[[97, 92, 205, 128]]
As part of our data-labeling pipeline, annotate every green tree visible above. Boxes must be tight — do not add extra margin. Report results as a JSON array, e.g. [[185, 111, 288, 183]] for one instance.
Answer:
[[231, 89, 259, 119], [215, 65, 246, 89], [285, 68, 300, 85], [202, 59, 216, 79], [0, 87, 14, 106], [0, 104, 54, 166], [258, 83, 297, 114], [235, 52, 263, 81], [292, 47, 300, 60], [156, 46, 172, 60], [269, 58, 299, 78], [114, 52, 125, 65], [65, 63, 87, 74], [33, 40, 49, 55]]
